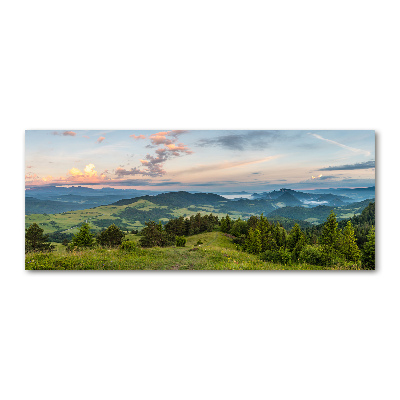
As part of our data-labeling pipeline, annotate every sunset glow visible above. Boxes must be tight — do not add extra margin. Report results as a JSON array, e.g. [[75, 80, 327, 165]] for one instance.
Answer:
[[25, 130, 375, 191]]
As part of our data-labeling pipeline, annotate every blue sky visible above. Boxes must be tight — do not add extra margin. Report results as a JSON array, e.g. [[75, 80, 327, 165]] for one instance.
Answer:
[[25, 130, 375, 191]]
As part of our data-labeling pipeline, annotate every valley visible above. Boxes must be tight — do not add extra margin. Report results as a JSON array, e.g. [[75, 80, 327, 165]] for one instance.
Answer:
[[25, 189, 375, 242]]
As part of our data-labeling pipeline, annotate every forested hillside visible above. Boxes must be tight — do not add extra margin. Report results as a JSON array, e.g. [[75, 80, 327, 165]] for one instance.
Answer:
[[26, 191, 375, 245], [305, 201, 375, 247]]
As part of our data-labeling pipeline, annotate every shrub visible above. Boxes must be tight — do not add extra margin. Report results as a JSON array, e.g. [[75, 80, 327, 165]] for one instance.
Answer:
[[299, 245, 327, 265], [260, 250, 280, 263], [230, 219, 248, 237], [298, 244, 346, 267], [260, 247, 291, 265], [119, 240, 137, 252], [97, 224, 125, 248], [196, 240, 203, 245], [278, 247, 292, 265], [176, 236, 187, 247]]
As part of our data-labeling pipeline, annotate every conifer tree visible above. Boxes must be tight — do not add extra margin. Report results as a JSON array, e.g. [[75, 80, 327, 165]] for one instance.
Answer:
[[25, 223, 55, 252], [287, 223, 306, 260], [254, 228, 262, 254], [362, 226, 375, 269], [275, 224, 287, 248], [139, 220, 174, 248], [258, 214, 270, 252], [263, 230, 277, 252], [70, 223, 95, 249], [245, 228, 257, 254], [319, 211, 339, 252], [341, 221, 361, 262], [247, 215, 259, 231], [220, 214, 232, 233]]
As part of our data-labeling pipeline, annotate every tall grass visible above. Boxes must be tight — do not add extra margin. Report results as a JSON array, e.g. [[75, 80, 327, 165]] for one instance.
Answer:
[[25, 232, 361, 270]]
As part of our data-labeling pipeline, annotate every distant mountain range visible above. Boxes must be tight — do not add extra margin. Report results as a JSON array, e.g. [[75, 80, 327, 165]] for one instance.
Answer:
[[25, 186, 375, 217], [252, 188, 352, 205]]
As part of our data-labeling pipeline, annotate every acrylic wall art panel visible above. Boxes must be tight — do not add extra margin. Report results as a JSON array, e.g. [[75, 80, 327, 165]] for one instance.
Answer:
[[25, 130, 375, 270]]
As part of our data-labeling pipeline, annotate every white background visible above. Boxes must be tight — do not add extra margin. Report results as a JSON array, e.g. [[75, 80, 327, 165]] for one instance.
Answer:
[[1, 1, 399, 399]]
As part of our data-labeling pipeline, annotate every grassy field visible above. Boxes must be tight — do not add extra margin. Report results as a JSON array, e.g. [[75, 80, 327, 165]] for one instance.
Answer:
[[25, 231, 361, 270], [25, 199, 246, 235]]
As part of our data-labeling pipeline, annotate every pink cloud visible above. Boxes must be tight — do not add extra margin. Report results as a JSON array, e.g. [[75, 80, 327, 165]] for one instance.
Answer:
[[165, 143, 193, 154], [51, 131, 77, 136], [131, 131, 193, 177], [149, 131, 174, 146], [97, 136, 105, 143], [130, 134, 146, 140]]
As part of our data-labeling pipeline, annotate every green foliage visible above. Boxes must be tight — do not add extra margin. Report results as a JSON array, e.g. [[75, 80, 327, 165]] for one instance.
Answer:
[[319, 211, 339, 250], [165, 213, 218, 237], [286, 223, 306, 261], [175, 236, 187, 247], [278, 247, 292, 265], [305, 201, 375, 247], [260, 247, 291, 265], [245, 228, 258, 254], [362, 226, 375, 269], [70, 223, 95, 249], [25, 223, 55, 253], [48, 231, 74, 244], [260, 250, 280, 263], [230, 219, 248, 237], [25, 230, 362, 271], [341, 221, 361, 262], [139, 221, 174, 248], [299, 245, 328, 266], [338, 201, 375, 247], [220, 214, 232, 233], [96, 224, 125, 248], [119, 240, 137, 252]]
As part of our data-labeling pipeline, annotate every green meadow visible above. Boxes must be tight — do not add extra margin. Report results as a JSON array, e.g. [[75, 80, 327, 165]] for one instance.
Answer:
[[25, 199, 245, 235], [25, 231, 361, 270]]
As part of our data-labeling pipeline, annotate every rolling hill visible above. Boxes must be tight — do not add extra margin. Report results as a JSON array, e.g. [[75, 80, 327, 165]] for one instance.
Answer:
[[25, 191, 375, 246]]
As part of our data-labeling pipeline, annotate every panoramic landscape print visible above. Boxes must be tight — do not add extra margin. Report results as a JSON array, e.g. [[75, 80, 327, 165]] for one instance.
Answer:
[[25, 130, 375, 270]]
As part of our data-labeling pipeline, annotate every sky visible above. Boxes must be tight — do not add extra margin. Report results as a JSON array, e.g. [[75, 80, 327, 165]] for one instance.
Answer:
[[25, 130, 375, 192]]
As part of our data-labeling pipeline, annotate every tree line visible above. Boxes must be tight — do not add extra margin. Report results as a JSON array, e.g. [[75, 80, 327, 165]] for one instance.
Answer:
[[139, 213, 219, 247], [304, 201, 375, 248], [25, 222, 135, 252], [219, 211, 375, 269]]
